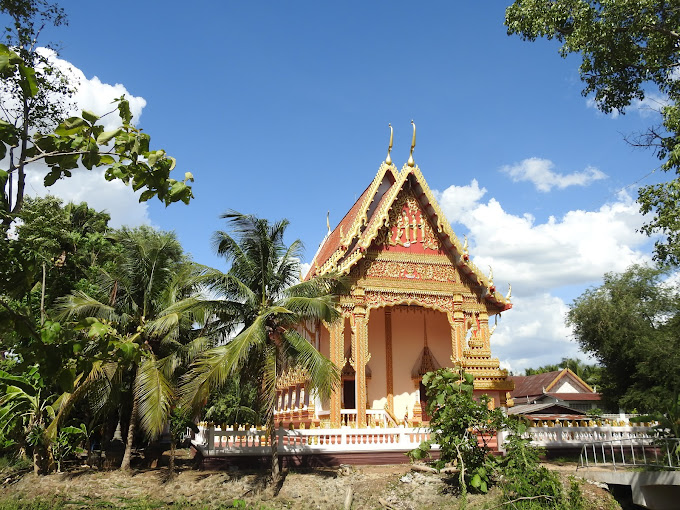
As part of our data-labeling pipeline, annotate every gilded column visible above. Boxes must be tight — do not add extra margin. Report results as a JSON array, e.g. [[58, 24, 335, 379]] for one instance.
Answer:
[[384, 307, 394, 413], [479, 311, 489, 350], [352, 307, 370, 428], [328, 318, 345, 428], [451, 293, 465, 362]]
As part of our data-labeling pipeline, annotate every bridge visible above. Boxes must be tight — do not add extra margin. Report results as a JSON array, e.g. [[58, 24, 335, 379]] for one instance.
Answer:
[[576, 437, 680, 510]]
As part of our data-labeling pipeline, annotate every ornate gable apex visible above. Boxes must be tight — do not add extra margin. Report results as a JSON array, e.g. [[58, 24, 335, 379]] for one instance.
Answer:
[[340, 164, 512, 311], [306, 162, 399, 279]]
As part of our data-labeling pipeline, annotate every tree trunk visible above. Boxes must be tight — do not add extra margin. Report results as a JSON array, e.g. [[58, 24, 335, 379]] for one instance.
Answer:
[[268, 415, 280, 485], [33, 451, 42, 475], [120, 394, 139, 471]]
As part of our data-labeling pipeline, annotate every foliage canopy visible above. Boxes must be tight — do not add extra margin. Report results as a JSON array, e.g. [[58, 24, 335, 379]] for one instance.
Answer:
[[506, 0, 680, 265]]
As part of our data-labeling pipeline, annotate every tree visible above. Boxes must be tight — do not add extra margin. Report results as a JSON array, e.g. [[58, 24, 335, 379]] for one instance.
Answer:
[[58, 226, 211, 471], [505, 1, 680, 265], [409, 368, 505, 498], [181, 212, 344, 485], [567, 264, 680, 414], [523, 357, 602, 387], [0, 1, 193, 226]]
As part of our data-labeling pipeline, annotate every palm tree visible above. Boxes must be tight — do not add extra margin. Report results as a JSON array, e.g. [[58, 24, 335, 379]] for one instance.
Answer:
[[58, 226, 212, 471], [182, 212, 344, 484]]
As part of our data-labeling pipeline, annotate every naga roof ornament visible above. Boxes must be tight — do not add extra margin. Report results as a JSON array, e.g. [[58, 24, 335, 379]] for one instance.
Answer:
[[385, 123, 393, 166], [407, 120, 416, 167]]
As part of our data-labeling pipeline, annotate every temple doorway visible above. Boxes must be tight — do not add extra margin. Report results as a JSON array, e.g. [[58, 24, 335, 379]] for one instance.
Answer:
[[419, 380, 431, 422], [343, 379, 356, 409]]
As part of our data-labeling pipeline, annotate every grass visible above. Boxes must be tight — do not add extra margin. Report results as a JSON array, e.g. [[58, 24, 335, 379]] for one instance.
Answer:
[[0, 498, 270, 510]]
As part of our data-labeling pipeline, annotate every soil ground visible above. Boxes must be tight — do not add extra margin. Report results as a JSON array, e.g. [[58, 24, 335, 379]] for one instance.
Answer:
[[0, 449, 624, 509]]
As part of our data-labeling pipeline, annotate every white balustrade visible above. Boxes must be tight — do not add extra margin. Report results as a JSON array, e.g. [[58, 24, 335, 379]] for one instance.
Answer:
[[191, 424, 435, 456]]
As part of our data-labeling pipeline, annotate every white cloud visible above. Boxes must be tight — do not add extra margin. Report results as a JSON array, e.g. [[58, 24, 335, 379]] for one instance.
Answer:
[[435, 179, 654, 372], [24, 164, 150, 228], [492, 294, 578, 374], [586, 92, 670, 119], [500, 157, 607, 192], [437, 181, 650, 295], [3, 49, 151, 227]]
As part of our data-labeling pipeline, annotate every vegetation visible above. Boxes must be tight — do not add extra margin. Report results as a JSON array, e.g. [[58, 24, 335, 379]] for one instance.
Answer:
[[522, 357, 602, 387], [408, 368, 505, 498], [57, 226, 211, 471], [567, 264, 679, 414], [410, 368, 585, 509], [0, 0, 194, 227], [181, 212, 345, 484], [506, 0, 680, 265]]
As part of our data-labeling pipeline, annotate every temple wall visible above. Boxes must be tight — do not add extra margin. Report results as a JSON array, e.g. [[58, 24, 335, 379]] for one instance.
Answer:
[[367, 308, 387, 410], [388, 307, 450, 419]]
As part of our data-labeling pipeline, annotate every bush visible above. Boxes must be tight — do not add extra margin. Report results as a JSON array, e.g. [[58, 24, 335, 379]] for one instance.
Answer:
[[408, 368, 505, 496]]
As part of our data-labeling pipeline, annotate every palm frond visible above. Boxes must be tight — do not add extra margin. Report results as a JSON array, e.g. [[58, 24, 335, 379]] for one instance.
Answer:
[[135, 354, 175, 439], [180, 314, 268, 412], [282, 329, 339, 402], [55, 291, 119, 321]]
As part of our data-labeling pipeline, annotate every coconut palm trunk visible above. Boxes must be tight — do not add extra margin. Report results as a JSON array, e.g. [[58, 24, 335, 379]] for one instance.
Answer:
[[268, 415, 280, 485], [121, 392, 139, 471]]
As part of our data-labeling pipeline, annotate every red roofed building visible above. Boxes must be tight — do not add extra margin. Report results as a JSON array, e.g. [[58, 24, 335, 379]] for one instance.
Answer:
[[508, 368, 603, 413], [275, 130, 514, 428]]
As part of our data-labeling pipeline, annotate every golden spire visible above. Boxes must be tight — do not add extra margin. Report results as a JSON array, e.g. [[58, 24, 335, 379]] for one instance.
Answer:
[[385, 123, 393, 166], [506, 283, 512, 301], [488, 266, 494, 286], [407, 120, 416, 167]]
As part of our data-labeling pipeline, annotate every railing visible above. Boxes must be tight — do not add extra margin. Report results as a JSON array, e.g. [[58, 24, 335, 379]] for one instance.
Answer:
[[315, 409, 397, 428], [579, 437, 680, 471], [527, 425, 656, 447], [192, 424, 434, 456]]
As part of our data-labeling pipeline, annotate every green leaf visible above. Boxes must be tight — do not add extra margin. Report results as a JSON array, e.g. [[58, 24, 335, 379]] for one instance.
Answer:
[[81, 110, 100, 124], [96, 128, 122, 145], [471, 473, 481, 488], [88, 321, 108, 338], [18, 64, 38, 97], [55, 117, 88, 136]]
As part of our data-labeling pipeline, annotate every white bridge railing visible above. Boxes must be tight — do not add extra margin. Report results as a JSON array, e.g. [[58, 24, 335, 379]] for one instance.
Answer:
[[192, 424, 433, 456], [527, 425, 656, 447]]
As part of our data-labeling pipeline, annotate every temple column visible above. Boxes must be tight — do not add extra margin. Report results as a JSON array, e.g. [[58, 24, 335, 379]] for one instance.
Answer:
[[451, 293, 465, 362], [352, 306, 369, 428], [384, 307, 394, 413], [479, 311, 489, 350], [328, 318, 345, 428]]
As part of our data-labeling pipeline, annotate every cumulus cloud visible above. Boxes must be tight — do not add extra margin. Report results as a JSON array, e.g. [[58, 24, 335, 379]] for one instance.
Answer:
[[436, 180, 650, 295], [492, 294, 577, 374], [586, 92, 670, 119], [434, 179, 654, 372], [3, 49, 150, 227], [500, 157, 607, 192]]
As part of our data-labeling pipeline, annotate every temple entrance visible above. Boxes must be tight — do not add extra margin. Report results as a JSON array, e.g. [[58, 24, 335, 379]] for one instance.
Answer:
[[343, 379, 356, 409], [419, 380, 431, 422]]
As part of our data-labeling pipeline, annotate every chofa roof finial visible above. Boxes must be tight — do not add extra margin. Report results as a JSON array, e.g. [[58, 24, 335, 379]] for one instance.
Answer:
[[385, 123, 393, 166], [326, 211, 330, 234], [407, 120, 416, 167]]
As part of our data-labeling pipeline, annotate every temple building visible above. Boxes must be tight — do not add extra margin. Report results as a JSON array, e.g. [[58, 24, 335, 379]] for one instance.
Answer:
[[274, 124, 514, 428]]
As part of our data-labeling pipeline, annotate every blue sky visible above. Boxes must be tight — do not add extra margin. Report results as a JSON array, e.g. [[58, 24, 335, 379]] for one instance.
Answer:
[[7, 1, 670, 372]]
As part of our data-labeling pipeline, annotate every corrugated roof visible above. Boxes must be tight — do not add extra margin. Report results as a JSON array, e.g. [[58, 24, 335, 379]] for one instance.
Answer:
[[509, 371, 563, 399]]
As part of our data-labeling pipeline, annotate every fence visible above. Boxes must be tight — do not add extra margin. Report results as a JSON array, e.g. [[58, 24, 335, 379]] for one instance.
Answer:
[[579, 437, 680, 471], [192, 424, 433, 456]]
